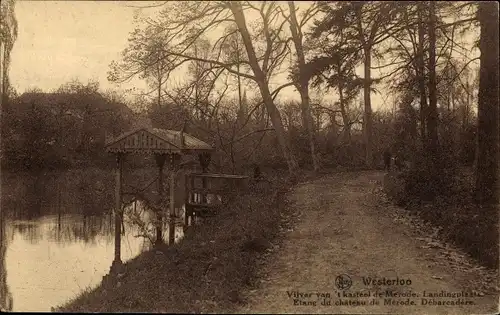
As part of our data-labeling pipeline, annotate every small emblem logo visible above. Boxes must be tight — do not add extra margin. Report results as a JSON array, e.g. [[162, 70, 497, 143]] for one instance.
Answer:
[[335, 274, 352, 290]]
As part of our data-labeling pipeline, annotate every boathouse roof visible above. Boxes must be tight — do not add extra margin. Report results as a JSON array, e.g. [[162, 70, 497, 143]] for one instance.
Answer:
[[105, 127, 213, 154]]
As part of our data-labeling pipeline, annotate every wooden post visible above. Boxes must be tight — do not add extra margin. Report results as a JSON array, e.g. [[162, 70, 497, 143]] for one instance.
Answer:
[[110, 153, 124, 274], [168, 166, 175, 244], [154, 153, 167, 247], [190, 176, 195, 203], [168, 153, 181, 244], [190, 174, 196, 224], [199, 153, 211, 203], [57, 180, 61, 230], [184, 173, 190, 228]]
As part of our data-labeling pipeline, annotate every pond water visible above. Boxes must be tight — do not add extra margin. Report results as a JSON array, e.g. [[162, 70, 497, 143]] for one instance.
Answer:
[[0, 169, 186, 312]]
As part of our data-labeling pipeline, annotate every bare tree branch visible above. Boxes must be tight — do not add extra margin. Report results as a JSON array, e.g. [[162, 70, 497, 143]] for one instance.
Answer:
[[270, 82, 295, 100], [123, 1, 168, 9], [167, 51, 257, 80], [227, 128, 275, 145]]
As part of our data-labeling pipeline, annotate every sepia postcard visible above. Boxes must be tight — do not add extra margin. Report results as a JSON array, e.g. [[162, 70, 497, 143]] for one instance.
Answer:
[[1, 1, 498, 314]]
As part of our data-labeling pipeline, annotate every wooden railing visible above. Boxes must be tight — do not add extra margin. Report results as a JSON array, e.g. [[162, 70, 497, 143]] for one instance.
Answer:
[[184, 173, 248, 223]]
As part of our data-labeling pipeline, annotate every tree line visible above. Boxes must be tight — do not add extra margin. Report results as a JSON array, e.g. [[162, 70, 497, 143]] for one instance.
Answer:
[[1, 80, 134, 171], [107, 1, 497, 203], [0, 1, 498, 206]]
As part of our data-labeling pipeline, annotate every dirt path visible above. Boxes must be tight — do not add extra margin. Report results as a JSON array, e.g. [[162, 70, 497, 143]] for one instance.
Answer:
[[238, 171, 498, 314]]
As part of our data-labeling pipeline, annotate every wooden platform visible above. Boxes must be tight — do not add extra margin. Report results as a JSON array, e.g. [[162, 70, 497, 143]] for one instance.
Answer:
[[188, 173, 249, 180], [187, 203, 220, 218], [184, 172, 249, 220]]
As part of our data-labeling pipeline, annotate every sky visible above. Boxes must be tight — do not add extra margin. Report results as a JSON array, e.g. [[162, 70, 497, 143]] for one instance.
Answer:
[[9, 1, 397, 111], [10, 1, 354, 108], [10, 1, 148, 94], [9, 1, 479, 112]]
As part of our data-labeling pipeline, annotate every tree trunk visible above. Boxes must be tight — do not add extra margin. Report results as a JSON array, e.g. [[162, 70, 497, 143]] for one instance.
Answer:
[[236, 39, 243, 124], [1, 42, 11, 106], [157, 78, 162, 111], [417, 4, 428, 144], [475, 2, 499, 205], [363, 47, 373, 167], [316, 110, 322, 134], [0, 41, 4, 105], [297, 85, 319, 171], [338, 86, 351, 144], [230, 2, 299, 175], [465, 76, 470, 128], [427, 1, 439, 155], [288, 1, 319, 172]]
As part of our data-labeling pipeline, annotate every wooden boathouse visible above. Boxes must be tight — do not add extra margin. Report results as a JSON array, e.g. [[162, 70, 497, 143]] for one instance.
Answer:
[[104, 127, 248, 274]]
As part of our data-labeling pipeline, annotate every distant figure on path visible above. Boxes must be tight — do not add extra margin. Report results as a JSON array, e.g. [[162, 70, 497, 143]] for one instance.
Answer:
[[394, 154, 404, 171], [383, 148, 392, 171], [253, 164, 262, 181]]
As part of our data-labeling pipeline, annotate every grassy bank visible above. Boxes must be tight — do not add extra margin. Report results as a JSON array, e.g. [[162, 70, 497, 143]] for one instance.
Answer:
[[383, 171, 499, 269], [54, 171, 305, 313]]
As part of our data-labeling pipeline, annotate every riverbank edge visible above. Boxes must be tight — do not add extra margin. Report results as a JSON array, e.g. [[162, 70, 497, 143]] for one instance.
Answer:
[[383, 171, 498, 269], [53, 170, 319, 313]]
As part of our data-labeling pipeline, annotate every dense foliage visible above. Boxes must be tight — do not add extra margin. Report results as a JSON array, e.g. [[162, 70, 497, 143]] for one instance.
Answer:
[[0, 0, 498, 269], [1, 81, 134, 170]]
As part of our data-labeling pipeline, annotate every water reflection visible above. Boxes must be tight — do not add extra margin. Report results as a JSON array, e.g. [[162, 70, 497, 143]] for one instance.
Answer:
[[1, 169, 115, 221], [2, 212, 139, 311], [0, 169, 186, 312], [1, 211, 14, 312], [123, 199, 186, 245]]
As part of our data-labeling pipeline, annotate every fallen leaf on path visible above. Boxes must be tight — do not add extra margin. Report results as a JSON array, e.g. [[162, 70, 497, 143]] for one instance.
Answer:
[[427, 242, 443, 249], [416, 237, 432, 242]]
